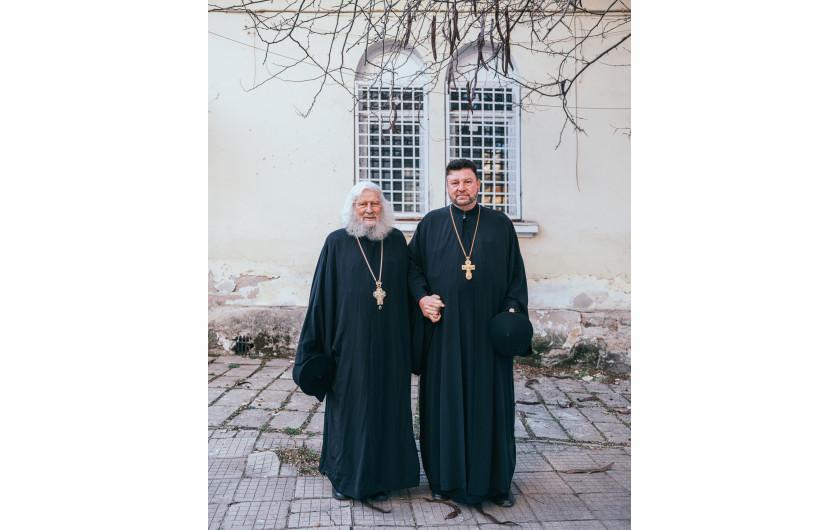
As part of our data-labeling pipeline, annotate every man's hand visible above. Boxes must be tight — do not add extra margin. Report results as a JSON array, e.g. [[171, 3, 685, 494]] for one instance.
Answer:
[[419, 295, 444, 322]]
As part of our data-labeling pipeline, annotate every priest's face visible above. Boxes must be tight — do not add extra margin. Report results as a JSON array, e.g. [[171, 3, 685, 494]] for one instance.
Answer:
[[354, 189, 383, 227], [446, 168, 481, 210]]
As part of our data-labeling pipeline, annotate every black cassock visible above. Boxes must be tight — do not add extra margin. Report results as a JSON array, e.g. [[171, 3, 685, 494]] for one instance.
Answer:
[[295, 228, 419, 499], [408, 204, 529, 504]]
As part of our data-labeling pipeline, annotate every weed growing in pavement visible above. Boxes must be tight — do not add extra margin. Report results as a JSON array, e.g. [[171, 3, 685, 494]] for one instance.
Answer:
[[300, 413, 314, 431], [222, 410, 242, 425], [275, 446, 321, 475], [281, 427, 302, 436], [515, 351, 545, 369], [228, 363, 240, 368]]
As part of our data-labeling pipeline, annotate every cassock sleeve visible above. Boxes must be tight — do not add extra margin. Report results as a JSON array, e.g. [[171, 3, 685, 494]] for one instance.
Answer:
[[410, 304, 427, 375], [407, 222, 432, 306], [408, 224, 433, 374], [502, 220, 533, 356], [293, 238, 337, 401], [502, 219, 528, 313]]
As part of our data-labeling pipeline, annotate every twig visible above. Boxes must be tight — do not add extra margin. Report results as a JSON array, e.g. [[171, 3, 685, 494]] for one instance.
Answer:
[[210, 1, 631, 137], [540, 372, 572, 379], [361, 500, 392, 513], [425, 497, 461, 519], [475, 502, 519, 525]]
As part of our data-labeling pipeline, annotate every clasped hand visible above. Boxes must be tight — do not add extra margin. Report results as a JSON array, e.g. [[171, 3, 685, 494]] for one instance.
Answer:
[[419, 295, 444, 322]]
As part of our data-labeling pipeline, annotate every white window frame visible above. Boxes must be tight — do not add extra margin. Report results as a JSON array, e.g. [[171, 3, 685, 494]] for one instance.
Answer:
[[355, 44, 429, 218], [445, 46, 522, 220]]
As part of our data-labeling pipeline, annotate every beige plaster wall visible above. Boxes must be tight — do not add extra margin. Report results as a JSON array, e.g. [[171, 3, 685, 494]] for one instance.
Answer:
[[209, 12, 630, 313]]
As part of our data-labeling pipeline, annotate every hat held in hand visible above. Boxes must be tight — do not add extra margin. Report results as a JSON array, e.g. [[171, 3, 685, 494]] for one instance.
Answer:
[[292, 354, 336, 402], [489, 311, 533, 357]]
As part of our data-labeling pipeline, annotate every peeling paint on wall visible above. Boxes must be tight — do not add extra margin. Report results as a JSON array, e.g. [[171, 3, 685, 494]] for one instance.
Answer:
[[211, 265, 631, 313], [573, 292, 594, 309], [214, 278, 237, 294], [529, 274, 631, 311], [209, 261, 313, 307]]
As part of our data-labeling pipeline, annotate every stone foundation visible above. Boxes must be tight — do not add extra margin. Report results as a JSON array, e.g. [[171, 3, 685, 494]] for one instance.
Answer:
[[530, 309, 631, 373], [209, 264, 629, 371], [209, 303, 630, 373], [209, 306, 306, 357]]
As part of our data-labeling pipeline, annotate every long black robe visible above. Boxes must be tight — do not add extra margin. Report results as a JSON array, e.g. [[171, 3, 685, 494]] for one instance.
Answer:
[[295, 228, 419, 499], [408, 204, 529, 504]]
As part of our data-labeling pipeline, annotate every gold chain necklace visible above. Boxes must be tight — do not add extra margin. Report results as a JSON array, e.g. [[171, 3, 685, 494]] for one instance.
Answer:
[[449, 204, 480, 280], [355, 236, 386, 309]]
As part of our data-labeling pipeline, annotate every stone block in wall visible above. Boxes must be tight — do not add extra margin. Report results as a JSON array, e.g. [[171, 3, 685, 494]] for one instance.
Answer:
[[209, 306, 306, 358], [528, 309, 630, 374]]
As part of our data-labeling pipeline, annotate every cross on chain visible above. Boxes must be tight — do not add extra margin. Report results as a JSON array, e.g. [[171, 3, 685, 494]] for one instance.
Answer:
[[462, 258, 476, 280], [372, 281, 386, 309]]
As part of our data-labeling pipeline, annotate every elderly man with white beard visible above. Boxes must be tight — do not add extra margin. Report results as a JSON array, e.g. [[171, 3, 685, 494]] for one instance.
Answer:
[[293, 181, 420, 503]]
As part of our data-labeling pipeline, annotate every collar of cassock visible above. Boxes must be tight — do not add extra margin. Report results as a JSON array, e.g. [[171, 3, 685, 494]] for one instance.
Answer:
[[454, 203, 480, 219]]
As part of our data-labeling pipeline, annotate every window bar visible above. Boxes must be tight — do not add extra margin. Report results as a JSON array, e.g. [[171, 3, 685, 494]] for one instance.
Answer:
[[356, 85, 427, 216]]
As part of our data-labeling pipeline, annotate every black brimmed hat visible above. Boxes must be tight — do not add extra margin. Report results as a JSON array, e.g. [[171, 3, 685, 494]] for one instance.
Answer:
[[489, 311, 534, 357], [292, 354, 336, 401]]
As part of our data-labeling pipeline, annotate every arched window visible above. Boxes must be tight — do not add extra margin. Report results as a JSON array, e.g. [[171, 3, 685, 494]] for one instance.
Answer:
[[355, 43, 428, 217], [447, 45, 521, 218]]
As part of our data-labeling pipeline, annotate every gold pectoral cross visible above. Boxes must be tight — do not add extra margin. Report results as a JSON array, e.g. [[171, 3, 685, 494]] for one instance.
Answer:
[[373, 281, 386, 309], [462, 258, 475, 280]]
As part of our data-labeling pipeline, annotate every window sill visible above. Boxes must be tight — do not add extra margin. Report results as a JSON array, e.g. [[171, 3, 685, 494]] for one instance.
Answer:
[[396, 220, 538, 238], [512, 221, 539, 238]]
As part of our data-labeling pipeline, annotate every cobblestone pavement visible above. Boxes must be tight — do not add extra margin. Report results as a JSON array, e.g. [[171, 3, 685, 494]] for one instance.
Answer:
[[209, 355, 631, 529]]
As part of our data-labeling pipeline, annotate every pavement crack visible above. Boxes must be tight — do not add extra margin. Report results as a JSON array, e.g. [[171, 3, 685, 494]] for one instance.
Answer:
[[516, 410, 537, 438]]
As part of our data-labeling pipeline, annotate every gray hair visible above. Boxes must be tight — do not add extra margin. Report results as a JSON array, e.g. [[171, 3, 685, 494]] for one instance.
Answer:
[[340, 181, 396, 240]]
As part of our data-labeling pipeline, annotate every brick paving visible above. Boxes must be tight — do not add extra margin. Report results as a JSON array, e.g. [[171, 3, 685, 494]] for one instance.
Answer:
[[246, 451, 282, 478], [208, 356, 630, 528]]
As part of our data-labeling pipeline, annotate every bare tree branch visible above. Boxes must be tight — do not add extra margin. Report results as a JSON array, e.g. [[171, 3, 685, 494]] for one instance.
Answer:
[[209, 0, 630, 136]]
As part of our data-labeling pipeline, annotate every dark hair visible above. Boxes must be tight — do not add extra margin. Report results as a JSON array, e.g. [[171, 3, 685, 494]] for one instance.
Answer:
[[445, 158, 478, 178]]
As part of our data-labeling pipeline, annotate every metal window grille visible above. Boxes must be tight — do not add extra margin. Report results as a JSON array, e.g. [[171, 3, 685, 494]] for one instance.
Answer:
[[447, 86, 520, 218], [356, 86, 427, 216], [233, 335, 253, 355]]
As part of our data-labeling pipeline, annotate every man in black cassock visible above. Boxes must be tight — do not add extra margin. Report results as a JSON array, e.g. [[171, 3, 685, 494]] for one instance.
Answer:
[[293, 181, 419, 502], [408, 158, 530, 507]]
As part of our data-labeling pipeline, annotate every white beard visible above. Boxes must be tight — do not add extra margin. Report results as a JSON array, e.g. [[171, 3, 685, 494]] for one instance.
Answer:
[[345, 216, 392, 241]]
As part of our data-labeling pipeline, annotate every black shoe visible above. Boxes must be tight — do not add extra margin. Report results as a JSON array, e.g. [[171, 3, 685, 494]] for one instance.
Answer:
[[491, 492, 515, 507], [332, 487, 350, 501], [367, 491, 389, 502], [431, 491, 450, 501]]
